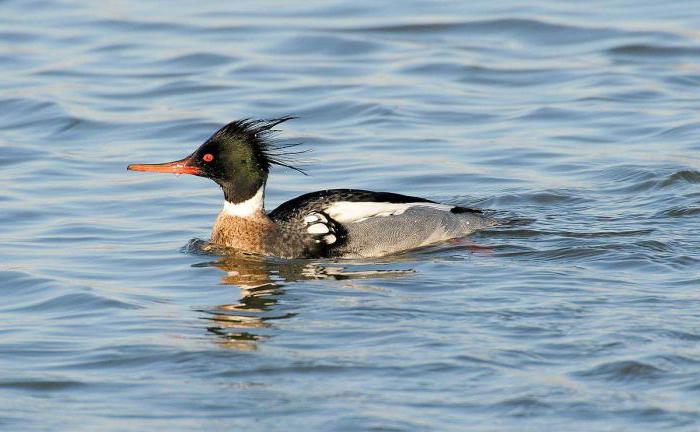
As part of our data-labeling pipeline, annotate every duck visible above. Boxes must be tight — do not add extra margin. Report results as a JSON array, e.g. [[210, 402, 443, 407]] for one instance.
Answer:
[[127, 117, 497, 258]]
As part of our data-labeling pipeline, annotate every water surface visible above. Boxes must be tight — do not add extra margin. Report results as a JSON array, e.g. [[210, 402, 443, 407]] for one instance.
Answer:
[[1, 1, 699, 430]]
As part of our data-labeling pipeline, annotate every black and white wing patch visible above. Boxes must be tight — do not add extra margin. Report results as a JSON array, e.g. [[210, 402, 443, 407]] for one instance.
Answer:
[[303, 211, 347, 257]]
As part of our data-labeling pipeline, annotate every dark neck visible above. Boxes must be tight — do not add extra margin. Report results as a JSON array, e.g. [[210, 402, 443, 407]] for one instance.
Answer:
[[219, 177, 266, 204]]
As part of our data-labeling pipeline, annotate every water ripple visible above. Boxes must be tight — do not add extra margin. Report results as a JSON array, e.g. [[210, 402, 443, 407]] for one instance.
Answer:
[[575, 360, 665, 383]]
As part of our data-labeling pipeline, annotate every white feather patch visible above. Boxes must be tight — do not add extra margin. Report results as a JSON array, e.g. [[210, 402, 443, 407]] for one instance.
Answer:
[[222, 186, 264, 217], [307, 223, 330, 234], [326, 201, 454, 223]]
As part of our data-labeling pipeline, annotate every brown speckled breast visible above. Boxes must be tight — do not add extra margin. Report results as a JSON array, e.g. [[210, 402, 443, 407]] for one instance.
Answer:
[[210, 211, 312, 258]]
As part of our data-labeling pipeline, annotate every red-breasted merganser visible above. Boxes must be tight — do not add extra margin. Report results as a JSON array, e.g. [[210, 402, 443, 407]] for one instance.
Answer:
[[127, 117, 497, 258]]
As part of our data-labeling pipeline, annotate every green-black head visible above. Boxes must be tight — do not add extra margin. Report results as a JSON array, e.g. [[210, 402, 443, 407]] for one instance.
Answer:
[[127, 117, 305, 203]]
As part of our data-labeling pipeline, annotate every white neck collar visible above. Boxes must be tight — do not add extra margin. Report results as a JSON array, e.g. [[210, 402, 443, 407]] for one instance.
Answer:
[[222, 186, 265, 217]]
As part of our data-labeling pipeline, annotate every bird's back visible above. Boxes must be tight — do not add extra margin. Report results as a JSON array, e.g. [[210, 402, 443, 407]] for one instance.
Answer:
[[269, 189, 497, 258]]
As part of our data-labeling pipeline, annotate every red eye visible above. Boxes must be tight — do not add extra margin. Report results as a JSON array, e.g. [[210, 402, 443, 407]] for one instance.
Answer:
[[203, 154, 214, 162]]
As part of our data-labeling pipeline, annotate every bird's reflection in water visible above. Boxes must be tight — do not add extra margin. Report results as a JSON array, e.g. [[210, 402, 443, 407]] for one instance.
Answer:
[[191, 245, 415, 351]]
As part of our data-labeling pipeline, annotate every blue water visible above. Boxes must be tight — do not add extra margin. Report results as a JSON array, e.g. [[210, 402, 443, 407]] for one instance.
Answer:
[[1, 1, 699, 430]]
